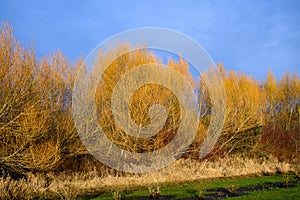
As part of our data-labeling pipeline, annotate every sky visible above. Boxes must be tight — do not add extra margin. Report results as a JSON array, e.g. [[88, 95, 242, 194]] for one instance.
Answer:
[[0, 0, 299, 80]]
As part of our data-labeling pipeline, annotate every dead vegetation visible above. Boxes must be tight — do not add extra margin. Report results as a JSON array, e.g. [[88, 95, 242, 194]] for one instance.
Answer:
[[0, 156, 296, 199]]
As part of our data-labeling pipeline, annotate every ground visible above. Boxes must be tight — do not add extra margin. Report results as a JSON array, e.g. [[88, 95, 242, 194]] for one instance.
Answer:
[[88, 173, 300, 200]]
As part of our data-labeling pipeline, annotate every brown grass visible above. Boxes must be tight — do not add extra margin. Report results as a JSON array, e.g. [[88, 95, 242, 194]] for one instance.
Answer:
[[0, 156, 296, 200]]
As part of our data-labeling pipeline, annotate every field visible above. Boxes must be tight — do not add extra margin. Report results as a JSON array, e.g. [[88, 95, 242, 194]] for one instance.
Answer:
[[89, 173, 300, 199], [1, 156, 299, 199]]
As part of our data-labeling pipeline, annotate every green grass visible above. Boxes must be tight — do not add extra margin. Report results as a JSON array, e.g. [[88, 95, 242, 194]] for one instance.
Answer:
[[90, 173, 299, 199]]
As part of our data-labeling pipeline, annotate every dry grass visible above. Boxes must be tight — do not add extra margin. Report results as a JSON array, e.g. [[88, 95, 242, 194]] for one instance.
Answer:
[[0, 156, 296, 199]]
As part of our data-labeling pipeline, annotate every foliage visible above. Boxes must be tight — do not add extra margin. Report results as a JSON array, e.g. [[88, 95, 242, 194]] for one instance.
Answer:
[[0, 21, 299, 178]]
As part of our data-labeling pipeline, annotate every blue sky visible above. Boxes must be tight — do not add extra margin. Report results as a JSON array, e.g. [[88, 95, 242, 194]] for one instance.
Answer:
[[0, 0, 299, 80]]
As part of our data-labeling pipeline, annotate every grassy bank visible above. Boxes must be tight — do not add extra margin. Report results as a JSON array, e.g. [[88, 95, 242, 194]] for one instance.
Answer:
[[0, 156, 298, 199], [92, 173, 300, 199]]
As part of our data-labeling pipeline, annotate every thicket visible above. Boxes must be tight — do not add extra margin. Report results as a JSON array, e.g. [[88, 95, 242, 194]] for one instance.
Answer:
[[0, 22, 299, 178]]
